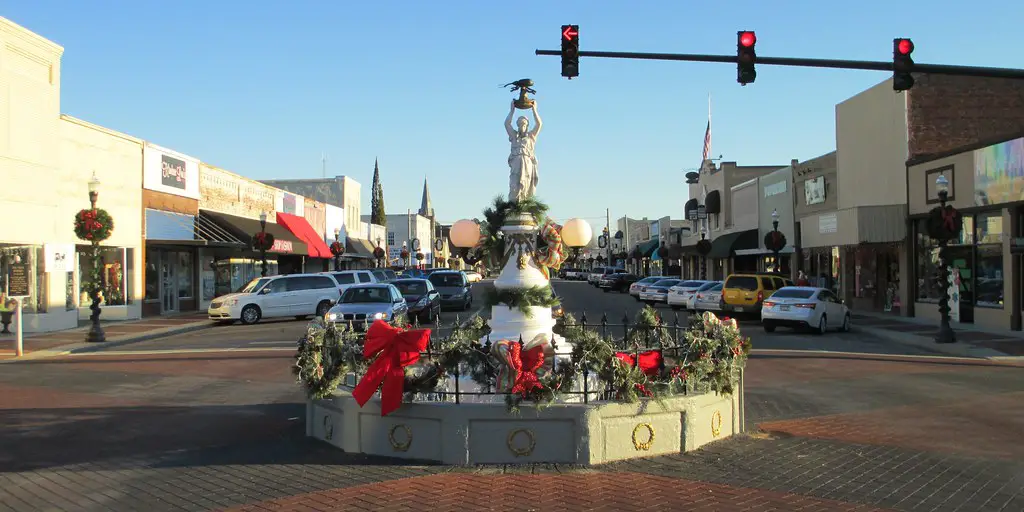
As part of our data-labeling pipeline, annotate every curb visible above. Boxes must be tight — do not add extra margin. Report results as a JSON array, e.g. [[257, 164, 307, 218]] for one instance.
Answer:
[[853, 325, 1010, 359], [0, 321, 216, 362]]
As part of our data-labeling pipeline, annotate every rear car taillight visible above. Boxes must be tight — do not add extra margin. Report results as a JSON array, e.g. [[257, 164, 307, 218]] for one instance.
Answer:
[[763, 301, 775, 308], [696, 294, 703, 300], [794, 303, 817, 309]]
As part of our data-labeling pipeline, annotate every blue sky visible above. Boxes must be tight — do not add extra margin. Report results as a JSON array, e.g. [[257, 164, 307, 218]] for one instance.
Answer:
[[4, 0, 1021, 228]]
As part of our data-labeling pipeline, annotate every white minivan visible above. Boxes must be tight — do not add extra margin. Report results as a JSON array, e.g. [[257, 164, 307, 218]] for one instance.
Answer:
[[208, 273, 343, 325], [323, 270, 379, 294]]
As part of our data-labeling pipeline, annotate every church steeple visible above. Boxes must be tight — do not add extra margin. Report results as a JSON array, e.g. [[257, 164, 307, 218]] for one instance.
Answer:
[[419, 178, 434, 219]]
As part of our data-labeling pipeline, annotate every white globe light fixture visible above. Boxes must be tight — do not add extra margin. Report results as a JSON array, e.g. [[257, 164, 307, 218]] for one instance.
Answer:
[[561, 218, 593, 248], [450, 219, 481, 248]]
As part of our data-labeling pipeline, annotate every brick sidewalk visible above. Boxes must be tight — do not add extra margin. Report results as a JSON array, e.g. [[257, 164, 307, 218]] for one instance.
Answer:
[[854, 314, 1024, 357]]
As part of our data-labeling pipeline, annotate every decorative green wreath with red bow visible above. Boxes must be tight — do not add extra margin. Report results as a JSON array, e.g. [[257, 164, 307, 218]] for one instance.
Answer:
[[329, 241, 345, 257], [373, 246, 386, 259], [764, 231, 787, 252], [695, 239, 712, 256], [926, 204, 963, 240], [74, 208, 114, 243], [252, 231, 275, 252]]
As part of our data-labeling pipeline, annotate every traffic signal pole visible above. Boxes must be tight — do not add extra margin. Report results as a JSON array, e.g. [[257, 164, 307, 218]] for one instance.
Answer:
[[536, 49, 1024, 80]]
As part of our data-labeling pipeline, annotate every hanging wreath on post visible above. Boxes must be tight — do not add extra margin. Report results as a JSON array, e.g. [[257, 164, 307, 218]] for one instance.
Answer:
[[400, 248, 410, 259], [763, 231, 787, 253], [329, 241, 345, 257], [252, 232, 275, 252], [926, 204, 963, 240], [74, 209, 114, 243], [434, 238, 444, 253], [415, 252, 425, 261], [696, 239, 712, 256], [373, 246, 386, 259]]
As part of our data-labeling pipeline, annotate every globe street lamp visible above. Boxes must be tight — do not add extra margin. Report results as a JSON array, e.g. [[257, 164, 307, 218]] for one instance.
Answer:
[[450, 219, 483, 266], [86, 172, 105, 343], [697, 226, 710, 280], [258, 211, 269, 277], [561, 218, 593, 264], [375, 237, 385, 268], [769, 208, 784, 273], [935, 174, 957, 344], [333, 228, 343, 271]]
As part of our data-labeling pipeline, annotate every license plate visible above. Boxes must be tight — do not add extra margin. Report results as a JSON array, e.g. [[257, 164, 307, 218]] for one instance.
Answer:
[[780, 305, 791, 311], [734, 307, 744, 312]]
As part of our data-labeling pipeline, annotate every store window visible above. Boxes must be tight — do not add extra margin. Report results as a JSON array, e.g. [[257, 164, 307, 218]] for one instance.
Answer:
[[0, 246, 47, 314], [66, 271, 76, 310], [974, 212, 1003, 308], [145, 249, 159, 301], [78, 246, 131, 307], [916, 220, 947, 302], [177, 252, 194, 299]]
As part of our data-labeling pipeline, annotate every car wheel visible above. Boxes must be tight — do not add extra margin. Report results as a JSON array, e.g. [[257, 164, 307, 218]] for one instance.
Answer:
[[763, 322, 776, 333], [240, 305, 261, 325], [841, 313, 851, 332], [315, 300, 332, 318], [815, 314, 827, 335]]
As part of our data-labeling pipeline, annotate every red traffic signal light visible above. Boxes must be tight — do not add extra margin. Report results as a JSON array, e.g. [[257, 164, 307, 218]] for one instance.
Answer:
[[896, 38, 914, 55], [561, 25, 580, 79], [562, 25, 578, 42], [892, 38, 915, 92], [739, 31, 756, 48]]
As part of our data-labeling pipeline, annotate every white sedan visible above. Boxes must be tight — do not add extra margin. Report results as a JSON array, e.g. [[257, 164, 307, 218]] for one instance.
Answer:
[[691, 281, 724, 312], [761, 287, 851, 334], [666, 280, 710, 310]]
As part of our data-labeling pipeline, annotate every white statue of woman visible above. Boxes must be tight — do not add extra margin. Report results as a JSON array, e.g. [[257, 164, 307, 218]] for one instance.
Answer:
[[505, 99, 542, 203]]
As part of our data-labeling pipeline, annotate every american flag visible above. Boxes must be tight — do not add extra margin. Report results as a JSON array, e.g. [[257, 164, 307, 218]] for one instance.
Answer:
[[701, 120, 711, 163]]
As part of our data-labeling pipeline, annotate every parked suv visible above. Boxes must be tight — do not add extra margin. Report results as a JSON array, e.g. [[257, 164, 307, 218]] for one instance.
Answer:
[[428, 270, 473, 311], [720, 273, 794, 318], [208, 273, 342, 325], [323, 270, 379, 294]]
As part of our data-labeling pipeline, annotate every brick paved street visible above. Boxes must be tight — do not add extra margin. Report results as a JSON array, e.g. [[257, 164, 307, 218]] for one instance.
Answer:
[[0, 281, 1022, 511]]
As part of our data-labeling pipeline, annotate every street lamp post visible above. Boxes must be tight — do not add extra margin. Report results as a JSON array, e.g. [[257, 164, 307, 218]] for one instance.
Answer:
[[449, 219, 484, 266], [771, 208, 781, 273], [258, 211, 269, 277], [333, 228, 342, 271], [935, 174, 957, 344], [699, 226, 708, 280], [376, 237, 384, 268], [86, 173, 105, 343], [561, 218, 593, 267]]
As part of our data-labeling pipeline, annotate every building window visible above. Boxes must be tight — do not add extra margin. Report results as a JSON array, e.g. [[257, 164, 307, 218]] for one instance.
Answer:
[[974, 212, 1003, 308], [713, 214, 720, 230], [914, 220, 942, 302], [78, 246, 130, 307], [0, 246, 47, 314], [66, 271, 76, 310], [387, 232, 396, 246], [145, 249, 159, 301], [177, 251, 193, 299]]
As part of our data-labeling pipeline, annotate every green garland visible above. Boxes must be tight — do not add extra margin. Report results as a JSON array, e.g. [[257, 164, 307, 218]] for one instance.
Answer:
[[480, 196, 550, 267], [484, 285, 561, 317], [682, 312, 751, 395], [293, 319, 366, 399]]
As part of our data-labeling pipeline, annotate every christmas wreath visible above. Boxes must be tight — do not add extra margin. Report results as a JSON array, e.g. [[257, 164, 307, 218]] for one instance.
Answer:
[[252, 232, 275, 252], [926, 204, 963, 241], [373, 246, 386, 259], [74, 208, 114, 243], [400, 248, 410, 259], [415, 252, 425, 260], [329, 241, 345, 257], [696, 239, 712, 256], [294, 320, 366, 399], [534, 219, 566, 279], [763, 231, 787, 252]]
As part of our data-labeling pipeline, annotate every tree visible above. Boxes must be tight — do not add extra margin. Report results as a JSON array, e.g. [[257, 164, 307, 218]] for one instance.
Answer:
[[370, 158, 386, 226]]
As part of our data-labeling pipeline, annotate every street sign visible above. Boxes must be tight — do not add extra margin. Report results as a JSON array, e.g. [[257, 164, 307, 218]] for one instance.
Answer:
[[687, 209, 697, 221], [697, 205, 708, 220], [7, 263, 30, 298]]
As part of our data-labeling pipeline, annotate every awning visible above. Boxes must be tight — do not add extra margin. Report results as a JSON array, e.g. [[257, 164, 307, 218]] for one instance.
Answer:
[[639, 237, 659, 258], [705, 190, 722, 214], [684, 198, 699, 219], [200, 210, 307, 255], [145, 208, 247, 248], [708, 229, 758, 259], [276, 212, 332, 258], [345, 237, 377, 259], [734, 247, 796, 256]]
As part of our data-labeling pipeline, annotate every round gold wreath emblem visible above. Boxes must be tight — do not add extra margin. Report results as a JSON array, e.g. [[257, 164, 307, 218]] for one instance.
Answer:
[[323, 415, 334, 441], [507, 428, 536, 457], [388, 424, 413, 452], [711, 410, 723, 438], [632, 423, 655, 451]]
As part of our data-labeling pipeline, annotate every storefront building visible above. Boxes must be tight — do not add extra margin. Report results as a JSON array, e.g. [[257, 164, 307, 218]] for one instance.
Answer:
[[708, 178, 760, 275], [734, 165, 797, 278], [907, 133, 1023, 330]]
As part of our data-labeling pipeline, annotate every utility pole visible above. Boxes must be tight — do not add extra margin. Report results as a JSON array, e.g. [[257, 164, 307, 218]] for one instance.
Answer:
[[407, 208, 412, 268], [605, 208, 611, 267], [623, 213, 630, 273], [321, 152, 327, 179]]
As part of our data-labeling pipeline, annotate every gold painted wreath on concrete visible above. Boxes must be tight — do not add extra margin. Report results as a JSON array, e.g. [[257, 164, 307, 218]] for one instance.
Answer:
[[507, 428, 537, 457], [388, 424, 413, 452], [632, 423, 655, 451]]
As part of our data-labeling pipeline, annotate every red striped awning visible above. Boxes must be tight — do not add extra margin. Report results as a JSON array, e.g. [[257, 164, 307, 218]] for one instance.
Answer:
[[275, 212, 332, 258]]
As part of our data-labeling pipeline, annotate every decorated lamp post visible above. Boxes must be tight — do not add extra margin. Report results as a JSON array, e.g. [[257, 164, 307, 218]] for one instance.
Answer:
[[253, 211, 273, 277], [696, 226, 711, 280], [764, 208, 787, 273], [330, 228, 345, 271], [400, 242, 410, 268], [930, 174, 961, 344], [74, 172, 113, 343], [373, 237, 386, 268], [450, 219, 483, 266], [561, 218, 593, 264]]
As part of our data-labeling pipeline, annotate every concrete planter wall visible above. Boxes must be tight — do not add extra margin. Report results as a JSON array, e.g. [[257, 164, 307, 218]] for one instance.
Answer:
[[307, 387, 742, 465]]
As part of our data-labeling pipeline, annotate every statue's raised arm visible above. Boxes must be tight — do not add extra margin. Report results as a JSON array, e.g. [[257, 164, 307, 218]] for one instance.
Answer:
[[529, 101, 542, 138], [504, 100, 516, 139]]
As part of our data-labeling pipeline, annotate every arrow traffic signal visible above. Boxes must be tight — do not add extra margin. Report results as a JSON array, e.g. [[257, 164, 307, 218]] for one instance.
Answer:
[[893, 38, 915, 91], [561, 25, 579, 79], [737, 31, 756, 85]]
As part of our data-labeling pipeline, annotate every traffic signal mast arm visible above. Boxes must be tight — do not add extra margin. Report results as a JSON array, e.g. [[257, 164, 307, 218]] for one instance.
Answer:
[[535, 49, 1024, 79]]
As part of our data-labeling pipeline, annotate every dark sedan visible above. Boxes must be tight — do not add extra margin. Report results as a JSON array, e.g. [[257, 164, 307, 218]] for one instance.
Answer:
[[599, 272, 639, 293], [428, 271, 473, 311], [392, 278, 441, 323]]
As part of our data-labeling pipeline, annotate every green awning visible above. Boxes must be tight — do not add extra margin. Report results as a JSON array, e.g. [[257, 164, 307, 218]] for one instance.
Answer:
[[639, 237, 659, 258], [708, 229, 758, 259]]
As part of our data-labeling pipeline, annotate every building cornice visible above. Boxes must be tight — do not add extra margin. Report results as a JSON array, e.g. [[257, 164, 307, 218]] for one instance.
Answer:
[[0, 17, 64, 56]]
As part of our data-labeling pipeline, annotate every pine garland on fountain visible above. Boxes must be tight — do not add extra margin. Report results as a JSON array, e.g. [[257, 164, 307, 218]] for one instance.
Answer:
[[483, 285, 560, 316], [479, 196, 549, 267]]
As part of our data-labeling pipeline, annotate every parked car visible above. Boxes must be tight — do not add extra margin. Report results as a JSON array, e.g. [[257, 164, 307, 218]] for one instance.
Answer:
[[628, 276, 664, 300], [428, 270, 473, 311], [666, 280, 710, 310], [391, 278, 441, 324], [586, 266, 607, 285], [639, 278, 682, 304], [370, 269, 398, 283], [762, 286, 850, 334], [208, 273, 342, 325], [464, 270, 483, 283], [720, 273, 794, 318], [599, 272, 639, 292], [590, 267, 628, 286], [691, 282, 724, 313], [322, 270, 378, 295], [325, 284, 409, 331]]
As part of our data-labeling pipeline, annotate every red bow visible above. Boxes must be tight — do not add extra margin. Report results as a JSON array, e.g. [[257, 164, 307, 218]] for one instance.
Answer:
[[507, 342, 546, 396], [941, 207, 958, 232], [352, 320, 430, 416], [615, 350, 663, 377]]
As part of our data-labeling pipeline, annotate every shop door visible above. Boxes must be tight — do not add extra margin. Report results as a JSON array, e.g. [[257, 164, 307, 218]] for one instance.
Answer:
[[161, 254, 179, 313]]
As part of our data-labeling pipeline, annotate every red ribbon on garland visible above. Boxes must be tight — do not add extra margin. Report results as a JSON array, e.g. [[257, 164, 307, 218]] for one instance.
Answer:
[[80, 210, 103, 232], [941, 206, 958, 233], [505, 342, 546, 396], [614, 350, 664, 377], [352, 320, 431, 416]]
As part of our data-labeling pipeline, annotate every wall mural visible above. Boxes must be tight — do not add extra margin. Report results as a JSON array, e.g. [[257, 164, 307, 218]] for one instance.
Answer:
[[974, 136, 1024, 206]]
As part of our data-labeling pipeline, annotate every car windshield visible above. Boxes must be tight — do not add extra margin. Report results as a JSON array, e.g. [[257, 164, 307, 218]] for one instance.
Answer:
[[725, 276, 759, 291], [680, 280, 705, 288], [638, 277, 661, 284], [331, 273, 356, 285], [696, 281, 720, 291], [394, 281, 428, 296], [340, 287, 391, 304], [429, 273, 465, 287], [239, 278, 269, 294], [771, 288, 816, 299], [653, 279, 680, 287]]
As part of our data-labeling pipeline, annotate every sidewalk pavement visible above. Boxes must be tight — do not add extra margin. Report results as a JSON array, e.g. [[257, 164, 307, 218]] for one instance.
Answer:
[[0, 313, 214, 361], [853, 310, 1024, 360]]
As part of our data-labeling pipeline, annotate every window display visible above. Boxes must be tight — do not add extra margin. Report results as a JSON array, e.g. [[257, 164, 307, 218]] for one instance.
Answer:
[[212, 257, 278, 299], [78, 246, 129, 307], [0, 246, 47, 314], [177, 252, 193, 299]]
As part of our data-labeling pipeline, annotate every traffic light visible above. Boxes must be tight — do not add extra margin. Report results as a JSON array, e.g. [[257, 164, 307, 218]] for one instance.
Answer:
[[561, 25, 579, 79], [893, 38, 915, 91], [737, 31, 756, 85]]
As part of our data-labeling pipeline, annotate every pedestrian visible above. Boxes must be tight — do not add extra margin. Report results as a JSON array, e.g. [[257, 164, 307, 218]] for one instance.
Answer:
[[796, 270, 810, 287]]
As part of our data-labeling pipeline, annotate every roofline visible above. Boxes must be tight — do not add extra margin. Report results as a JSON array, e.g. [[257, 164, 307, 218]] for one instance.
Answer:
[[906, 129, 1024, 167]]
